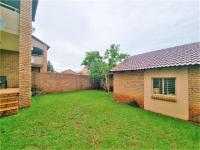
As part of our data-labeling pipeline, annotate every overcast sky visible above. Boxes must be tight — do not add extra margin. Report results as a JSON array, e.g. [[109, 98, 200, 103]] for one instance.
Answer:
[[33, 0, 200, 72]]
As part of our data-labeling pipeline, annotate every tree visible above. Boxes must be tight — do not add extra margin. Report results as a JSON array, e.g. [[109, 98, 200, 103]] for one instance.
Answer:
[[103, 44, 129, 92], [104, 44, 129, 70], [82, 44, 129, 91], [47, 60, 55, 72], [81, 51, 104, 88]]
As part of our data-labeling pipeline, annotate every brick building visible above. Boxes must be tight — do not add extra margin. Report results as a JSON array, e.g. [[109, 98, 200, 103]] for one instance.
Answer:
[[0, 0, 49, 108], [32, 35, 50, 73], [112, 42, 200, 123]]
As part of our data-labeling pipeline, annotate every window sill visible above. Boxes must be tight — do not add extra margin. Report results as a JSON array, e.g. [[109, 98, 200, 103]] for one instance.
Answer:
[[151, 94, 176, 102]]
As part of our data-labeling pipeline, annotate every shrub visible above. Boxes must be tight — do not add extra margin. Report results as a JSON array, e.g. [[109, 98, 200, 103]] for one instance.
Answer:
[[128, 100, 139, 108], [32, 86, 41, 96]]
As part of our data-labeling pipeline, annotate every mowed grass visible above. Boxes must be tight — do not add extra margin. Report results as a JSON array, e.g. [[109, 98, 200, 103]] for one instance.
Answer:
[[0, 90, 199, 150]]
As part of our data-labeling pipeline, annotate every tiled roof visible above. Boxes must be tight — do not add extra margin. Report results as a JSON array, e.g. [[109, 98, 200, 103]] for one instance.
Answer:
[[61, 69, 77, 75], [112, 42, 200, 72], [79, 67, 89, 75]]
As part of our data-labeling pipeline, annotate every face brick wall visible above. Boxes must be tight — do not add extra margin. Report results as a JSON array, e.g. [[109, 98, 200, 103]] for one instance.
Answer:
[[32, 73, 92, 94], [0, 50, 19, 88], [19, 0, 32, 108], [188, 66, 200, 123], [113, 71, 144, 107]]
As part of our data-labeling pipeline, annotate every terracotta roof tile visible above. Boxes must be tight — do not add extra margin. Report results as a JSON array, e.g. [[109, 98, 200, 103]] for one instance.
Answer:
[[61, 69, 77, 74], [112, 42, 200, 72]]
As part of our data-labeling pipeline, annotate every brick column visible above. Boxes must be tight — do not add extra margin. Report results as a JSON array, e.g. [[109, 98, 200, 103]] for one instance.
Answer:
[[19, 0, 32, 108], [188, 66, 200, 123]]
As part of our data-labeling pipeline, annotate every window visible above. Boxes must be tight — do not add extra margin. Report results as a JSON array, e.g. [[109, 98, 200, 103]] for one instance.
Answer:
[[32, 47, 43, 56], [164, 78, 175, 95], [32, 67, 40, 73], [153, 78, 163, 94], [152, 78, 176, 96]]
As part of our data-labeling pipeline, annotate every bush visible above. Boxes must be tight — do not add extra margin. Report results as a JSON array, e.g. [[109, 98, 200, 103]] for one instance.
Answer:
[[91, 78, 101, 89], [32, 86, 41, 96], [128, 100, 139, 108]]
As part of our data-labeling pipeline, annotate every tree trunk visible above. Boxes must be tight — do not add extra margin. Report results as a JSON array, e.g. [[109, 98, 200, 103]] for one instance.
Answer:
[[105, 74, 110, 92], [107, 75, 110, 92], [104, 74, 107, 91]]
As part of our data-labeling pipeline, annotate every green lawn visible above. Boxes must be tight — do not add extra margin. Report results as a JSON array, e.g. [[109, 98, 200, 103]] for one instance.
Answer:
[[0, 90, 199, 149]]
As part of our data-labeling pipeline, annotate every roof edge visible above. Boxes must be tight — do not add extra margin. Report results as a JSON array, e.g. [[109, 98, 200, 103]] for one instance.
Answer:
[[112, 64, 200, 72], [32, 35, 50, 50]]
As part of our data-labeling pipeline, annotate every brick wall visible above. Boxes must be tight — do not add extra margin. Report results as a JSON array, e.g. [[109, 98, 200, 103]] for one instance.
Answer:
[[19, 0, 32, 108], [0, 50, 19, 88], [113, 71, 144, 107], [32, 73, 92, 93], [188, 66, 200, 123]]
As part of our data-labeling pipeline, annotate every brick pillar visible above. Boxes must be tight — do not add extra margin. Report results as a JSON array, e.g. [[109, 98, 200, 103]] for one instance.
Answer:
[[19, 0, 32, 108], [188, 66, 200, 123]]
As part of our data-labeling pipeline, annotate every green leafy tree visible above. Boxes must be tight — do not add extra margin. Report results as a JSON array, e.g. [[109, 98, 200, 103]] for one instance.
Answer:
[[104, 44, 129, 70], [81, 51, 104, 88], [103, 44, 129, 91], [82, 44, 129, 91], [47, 60, 55, 72]]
